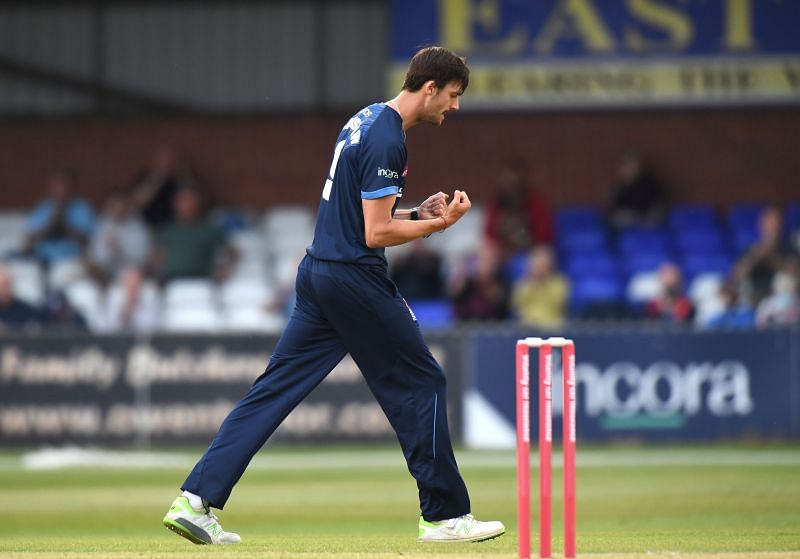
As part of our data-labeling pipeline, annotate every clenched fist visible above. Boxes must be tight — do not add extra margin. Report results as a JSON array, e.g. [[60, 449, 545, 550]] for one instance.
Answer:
[[419, 191, 449, 219], [443, 189, 471, 226]]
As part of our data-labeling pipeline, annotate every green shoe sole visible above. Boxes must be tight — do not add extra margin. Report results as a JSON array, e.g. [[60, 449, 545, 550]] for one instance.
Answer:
[[418, 528, 505, 543], [163, 516, 211, 545]]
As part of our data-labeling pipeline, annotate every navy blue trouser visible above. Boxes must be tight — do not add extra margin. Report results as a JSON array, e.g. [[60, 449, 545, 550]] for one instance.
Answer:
[[182, 255, 471, 521]]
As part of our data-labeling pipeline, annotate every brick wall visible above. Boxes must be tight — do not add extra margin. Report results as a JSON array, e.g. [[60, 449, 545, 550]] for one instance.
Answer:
[[1, 108, 797, 211]]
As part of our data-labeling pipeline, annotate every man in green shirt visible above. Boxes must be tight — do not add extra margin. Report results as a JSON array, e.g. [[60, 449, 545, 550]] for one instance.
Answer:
[[155, 186, 236, 282]]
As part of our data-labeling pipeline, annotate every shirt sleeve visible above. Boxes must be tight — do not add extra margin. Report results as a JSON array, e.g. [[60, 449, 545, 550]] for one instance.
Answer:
[[26, 203, 52, 233], [359, 135, 405, 200], [67, 200, 96, 234]]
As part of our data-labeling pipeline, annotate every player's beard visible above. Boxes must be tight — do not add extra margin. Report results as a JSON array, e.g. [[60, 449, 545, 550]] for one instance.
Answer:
[[421, 104, 448, 126]]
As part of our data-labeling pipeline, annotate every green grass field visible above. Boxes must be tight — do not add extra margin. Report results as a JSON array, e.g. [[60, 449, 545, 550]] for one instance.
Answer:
[[1, 446, 799, 558]]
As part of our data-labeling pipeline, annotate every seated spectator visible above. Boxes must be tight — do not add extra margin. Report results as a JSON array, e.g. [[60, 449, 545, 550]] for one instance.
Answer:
[[735, 206, 799, 305], [153, 186, 237, 283], [645, 263, 694, 324], [131, 144, 197, 228], [23, 170, 95, 264], [704, 281, 755, 330], [42, 291, 88, 332], [87, 192, 151, 284], [390, 240, 444, 300], [449, 241, 510, 321], [607, 150, 667, 230], [0, 265, 44, 331], [485, 157, 554, 258], [755, 270, 800, 328], [104, 267, 160, 333], [511, 246, 569, 329]]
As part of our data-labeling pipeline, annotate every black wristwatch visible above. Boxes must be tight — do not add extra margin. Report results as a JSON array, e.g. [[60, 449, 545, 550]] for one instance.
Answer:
[[410, 207, 420, 220]]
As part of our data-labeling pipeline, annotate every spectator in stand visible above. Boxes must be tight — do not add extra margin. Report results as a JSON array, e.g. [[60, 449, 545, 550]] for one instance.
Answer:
[[104, 266, 160, 333], [755, 269, 800, 328], [607, 150, 667, 230], [0, 265, 44, 331], [485, 157, 554, 258], [42, 291, 88, 332], [511, 245, 569, 329], [390, 239, 444, 300], [449, 241, 510, 321], [87, 192, 151, 285], [153, 185, 237, 283], [131, 144, 197, 228], [734, 206, 799, 306], [22, 170, 95, 265], [645, 262, 694, 324], [704, 281, 755, 330]]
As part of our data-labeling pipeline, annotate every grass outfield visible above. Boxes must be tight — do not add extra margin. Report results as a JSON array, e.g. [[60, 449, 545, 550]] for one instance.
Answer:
[[0, 446, 799, 558]]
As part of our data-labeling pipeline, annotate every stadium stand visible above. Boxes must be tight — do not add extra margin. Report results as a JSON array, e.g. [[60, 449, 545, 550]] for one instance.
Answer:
[[727, 202, 768, 254], [0, 201, 797, 331]]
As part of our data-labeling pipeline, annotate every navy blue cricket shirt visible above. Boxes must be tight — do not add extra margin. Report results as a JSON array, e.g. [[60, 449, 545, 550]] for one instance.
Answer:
[[306, 103, 407, 266]]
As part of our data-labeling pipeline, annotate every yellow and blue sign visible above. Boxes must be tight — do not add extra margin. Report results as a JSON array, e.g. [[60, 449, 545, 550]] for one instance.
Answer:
[[390, 0, 800, 107]]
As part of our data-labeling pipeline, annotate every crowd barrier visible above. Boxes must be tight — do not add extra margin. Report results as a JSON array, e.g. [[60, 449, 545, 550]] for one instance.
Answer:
[[1, 326, 798, 447], [466, 326, 800, 446], [0, 333, 463, 447]]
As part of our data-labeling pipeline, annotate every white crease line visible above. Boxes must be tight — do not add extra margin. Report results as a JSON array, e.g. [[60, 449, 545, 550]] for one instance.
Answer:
[[10, 448, 800, 471]]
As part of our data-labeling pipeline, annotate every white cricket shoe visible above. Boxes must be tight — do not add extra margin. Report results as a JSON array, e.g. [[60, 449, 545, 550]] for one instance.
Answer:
[[163, 496, 241, 545], [418, 513, 505, 542]]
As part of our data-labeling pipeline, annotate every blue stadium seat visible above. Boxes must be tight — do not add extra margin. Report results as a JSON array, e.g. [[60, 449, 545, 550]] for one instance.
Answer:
[[407, 299, 454, 329], [617, 227, 670, 255], [728, 203, 765, 228], [621, 251, 671, 276], [668, 204, 717, 232], [565, 253, 618, 278], [727, 203, 767, 254], [673, 228, 728, 255], [727, 202, 764, 230], [555, 206, 602, 233], [558, 229, 608, 253], [681, 254, 734, 283], [570, 275, 623, 315], [506, 251, 529, 283], [731, 228, 760, 254]]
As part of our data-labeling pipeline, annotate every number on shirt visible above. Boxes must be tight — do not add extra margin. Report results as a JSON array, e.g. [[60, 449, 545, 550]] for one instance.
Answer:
[[322, 140, 346, 201]]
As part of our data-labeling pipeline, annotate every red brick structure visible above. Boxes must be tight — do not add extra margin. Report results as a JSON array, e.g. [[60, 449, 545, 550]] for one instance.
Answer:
[[1, 108, 797, 210]]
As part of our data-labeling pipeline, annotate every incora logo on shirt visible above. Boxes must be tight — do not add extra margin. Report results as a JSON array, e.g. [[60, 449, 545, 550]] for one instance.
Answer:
[[377, 167, 400, 179]]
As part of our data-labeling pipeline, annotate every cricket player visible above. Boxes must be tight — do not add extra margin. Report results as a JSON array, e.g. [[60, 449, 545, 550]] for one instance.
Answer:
[[163, 46, 505, 545]]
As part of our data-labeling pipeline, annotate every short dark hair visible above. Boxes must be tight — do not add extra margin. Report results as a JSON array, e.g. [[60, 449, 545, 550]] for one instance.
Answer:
[[402, 46, 469, 94]]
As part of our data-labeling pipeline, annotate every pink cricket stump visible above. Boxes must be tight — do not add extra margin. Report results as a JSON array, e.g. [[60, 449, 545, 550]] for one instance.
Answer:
[[562, 341, 577, 559], [516, 337, 576, 559], [515, 341, 530, 559], [538, 342, 552, 559]]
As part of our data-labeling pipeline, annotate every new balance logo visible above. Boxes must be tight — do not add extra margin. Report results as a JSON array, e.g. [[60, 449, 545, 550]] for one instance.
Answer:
[[378, 168, 400, 179]]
